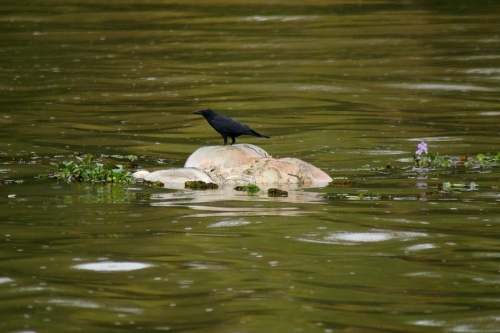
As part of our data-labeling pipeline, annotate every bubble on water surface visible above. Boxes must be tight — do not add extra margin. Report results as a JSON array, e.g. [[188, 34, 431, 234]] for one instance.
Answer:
[[72, 261, 153, 272]]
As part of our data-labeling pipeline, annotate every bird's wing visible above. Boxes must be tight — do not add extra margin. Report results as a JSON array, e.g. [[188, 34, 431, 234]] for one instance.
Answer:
[[211, 114, 251, 135]]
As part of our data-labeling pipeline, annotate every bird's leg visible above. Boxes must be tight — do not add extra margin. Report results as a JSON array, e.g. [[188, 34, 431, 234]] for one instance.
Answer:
[[221, 134, 228, 146], [230, 137, 236, 145]]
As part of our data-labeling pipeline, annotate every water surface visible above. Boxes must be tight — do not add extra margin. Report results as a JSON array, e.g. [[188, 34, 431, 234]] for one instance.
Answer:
[[1, 1, 500, 332]]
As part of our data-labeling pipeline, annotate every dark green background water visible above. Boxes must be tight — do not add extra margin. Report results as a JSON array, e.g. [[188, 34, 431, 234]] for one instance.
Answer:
[[1, 1, 500, 332]]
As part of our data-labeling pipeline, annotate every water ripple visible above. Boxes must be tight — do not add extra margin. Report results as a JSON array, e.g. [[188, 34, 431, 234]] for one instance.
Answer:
[[299, 230, 428, 245], [72, 261, 154, 272]]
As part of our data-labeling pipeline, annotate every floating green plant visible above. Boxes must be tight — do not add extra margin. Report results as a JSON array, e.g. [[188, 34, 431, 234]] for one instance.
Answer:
[[49, 154, 132, 184], [413, 141, 499, 170], [234, 184, 260, 195], [413, 141, 451, 168], [465, 152, 500, 169]]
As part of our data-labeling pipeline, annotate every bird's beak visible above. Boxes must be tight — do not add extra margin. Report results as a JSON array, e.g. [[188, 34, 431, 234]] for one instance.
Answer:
[[192, 110, 203, 115]]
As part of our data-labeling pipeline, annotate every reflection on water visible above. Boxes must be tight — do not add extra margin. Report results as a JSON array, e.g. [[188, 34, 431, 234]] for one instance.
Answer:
[[150, 186, 325, 217], [207, 219, 251, 228], [300, 230, 428, 245], [73, 261, 154, 272], [387, 83, 499, 92], [1, 0, 500, 332]]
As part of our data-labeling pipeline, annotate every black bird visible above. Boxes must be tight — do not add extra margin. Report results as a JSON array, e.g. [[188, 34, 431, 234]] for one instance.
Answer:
[[193, 108, 270, 145]]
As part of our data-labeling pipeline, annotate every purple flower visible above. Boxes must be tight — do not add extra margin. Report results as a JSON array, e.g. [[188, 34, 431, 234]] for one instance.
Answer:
[[415, 141, 428, 156]]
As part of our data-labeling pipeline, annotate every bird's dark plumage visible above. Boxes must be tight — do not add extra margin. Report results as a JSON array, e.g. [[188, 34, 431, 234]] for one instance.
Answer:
[[193, 108, 270, 145]]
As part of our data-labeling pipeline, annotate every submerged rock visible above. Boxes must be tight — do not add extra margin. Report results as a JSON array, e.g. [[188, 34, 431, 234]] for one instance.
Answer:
[[133, 144, 332, 188]]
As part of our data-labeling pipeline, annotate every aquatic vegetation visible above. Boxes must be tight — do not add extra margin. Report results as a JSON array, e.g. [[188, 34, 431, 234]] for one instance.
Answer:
[[441, 181, 478, 193], [5, 142, 497, 205], [325, 147, 485, 201], [329, 177, 352, 187], [267, 188, 288, 197], [185, 180, 218, 189], [326, 179, 483, 201], [413, 142, 450, 169], [234, 184, 260, 195], [104, 154, 138, 162], [414, 181, 479, 199], [49, 154, 133, 184], [415, 141, 428, 156], [413, 141, 499, 170], [145, 180, 164, 188], [465, 152, 500, 169], [325, 192, 384, 201]]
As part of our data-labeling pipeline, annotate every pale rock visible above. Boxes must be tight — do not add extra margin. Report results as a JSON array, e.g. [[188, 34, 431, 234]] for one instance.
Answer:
[[133, 144, 332, 188], [132, 170, 150, 179], [185, 144, 269, 170], [249, 157, 332, 185], [139, 168, 214, 188], [185, 144, 331, 186], [184, 144, 269, 185]]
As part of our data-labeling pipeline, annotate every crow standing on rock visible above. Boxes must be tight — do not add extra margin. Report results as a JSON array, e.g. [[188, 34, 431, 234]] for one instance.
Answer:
[[193, 108, 270, 145]]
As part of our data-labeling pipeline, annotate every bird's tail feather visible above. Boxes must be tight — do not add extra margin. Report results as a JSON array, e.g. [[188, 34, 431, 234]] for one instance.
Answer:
[[250, 130, 270, 138]]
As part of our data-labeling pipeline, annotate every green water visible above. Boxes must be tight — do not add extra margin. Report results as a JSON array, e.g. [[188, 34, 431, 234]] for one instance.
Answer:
[[1, 1, 500, 332]]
